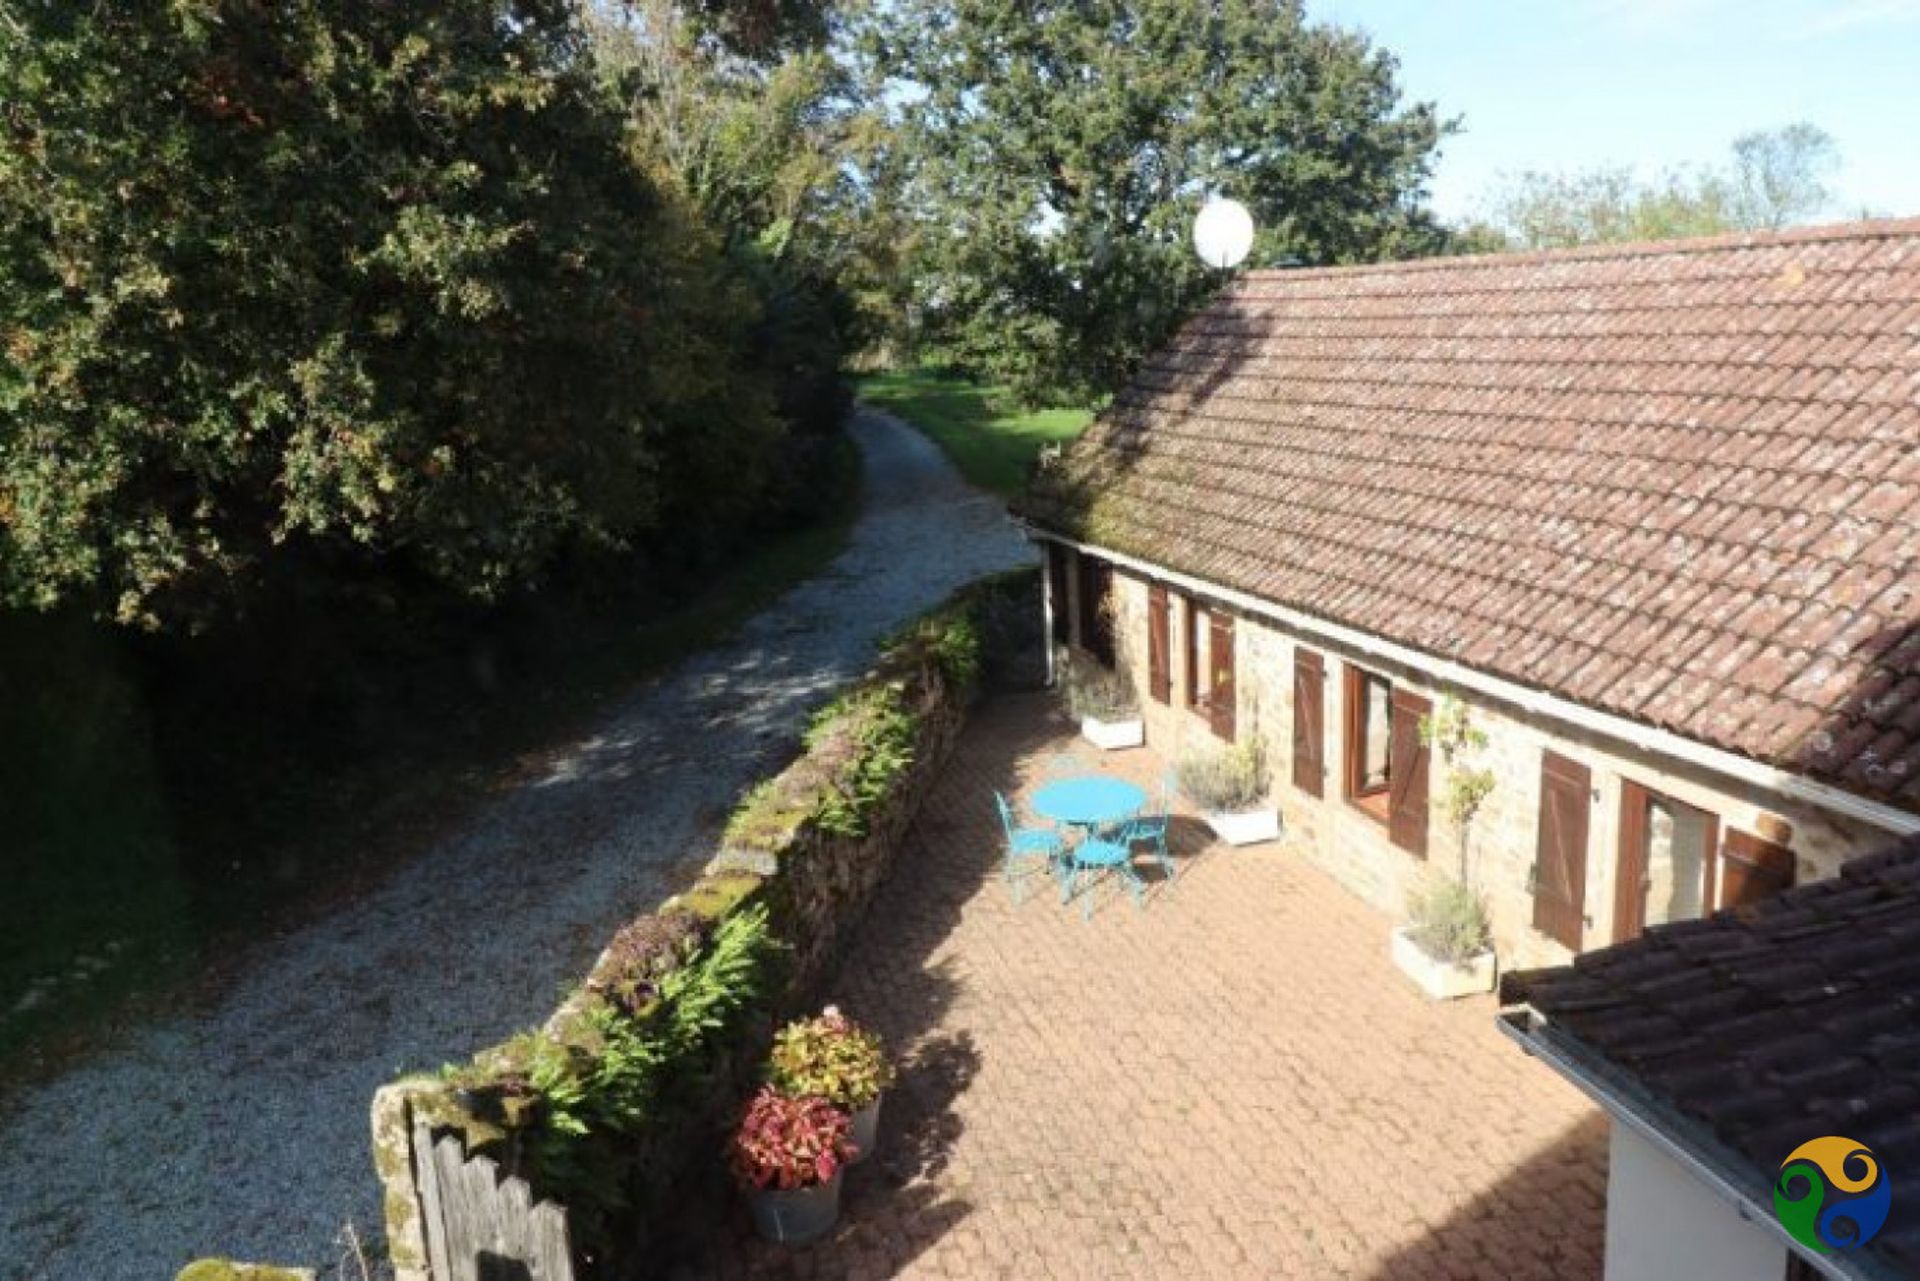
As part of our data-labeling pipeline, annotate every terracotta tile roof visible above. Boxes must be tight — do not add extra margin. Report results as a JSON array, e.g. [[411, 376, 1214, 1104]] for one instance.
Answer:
[[1019, 219, 1920, 810], [1502, 837, 1920, 1275]]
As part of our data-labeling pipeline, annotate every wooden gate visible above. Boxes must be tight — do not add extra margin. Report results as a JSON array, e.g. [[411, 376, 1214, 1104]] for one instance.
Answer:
[[414, 1121, 573, 1281]]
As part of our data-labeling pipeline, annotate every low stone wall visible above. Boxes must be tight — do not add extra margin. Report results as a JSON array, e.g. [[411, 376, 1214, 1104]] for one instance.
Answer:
[[368, 571, 1029, 1279]]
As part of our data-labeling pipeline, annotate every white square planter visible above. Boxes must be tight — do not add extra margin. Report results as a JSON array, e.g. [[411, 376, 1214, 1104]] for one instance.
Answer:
[[1391, 926, 1496, 1000], [1204, 808, 1282, 846], [1079, 715, 1145, 751]]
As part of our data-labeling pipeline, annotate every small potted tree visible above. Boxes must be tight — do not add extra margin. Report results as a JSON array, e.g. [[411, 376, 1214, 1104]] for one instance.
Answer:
[[768, 1007, 894, 1165], [1056, 647, 1144, 750], [1393, 879, 1496, 999], [730, 1085, 855, 1244], [1177, 738, 1280, 845]]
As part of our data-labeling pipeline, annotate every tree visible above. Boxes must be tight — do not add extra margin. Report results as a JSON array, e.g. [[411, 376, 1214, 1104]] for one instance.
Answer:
[[0, 1, 807, 628], [1489, 166, 1737, 250], [1730, 122, 1839, 231], [1489, 123, 1839, 251], [584, 0, 863, 514], [868, 0, 1451, 404]]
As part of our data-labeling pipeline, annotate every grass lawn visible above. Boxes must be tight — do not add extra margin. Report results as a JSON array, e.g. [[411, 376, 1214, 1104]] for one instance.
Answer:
[[0, 438, 861, 1077], [859, 367, 1093, 497]]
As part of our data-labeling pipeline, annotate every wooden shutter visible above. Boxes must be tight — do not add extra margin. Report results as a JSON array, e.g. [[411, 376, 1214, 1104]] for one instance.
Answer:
[[1207, 611, 1236, 740], [1146, 584, 1171, 704], [1532, 751, 1591, 950], [1721, 829, 1794, 908], [1387, 689, 1430, 857], [1292, 648, 1324, 796], [1047, 544, 1072, 646]]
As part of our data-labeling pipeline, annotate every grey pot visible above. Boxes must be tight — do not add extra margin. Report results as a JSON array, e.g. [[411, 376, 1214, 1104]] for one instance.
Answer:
[[847, 1096, 882, 1164], [747, 1169, 844, 1244]]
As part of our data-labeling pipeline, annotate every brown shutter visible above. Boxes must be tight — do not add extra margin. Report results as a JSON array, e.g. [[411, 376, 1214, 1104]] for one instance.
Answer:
[[1614, 782, 1651, 944], [1532, 751, 1591, 950], [1146, 584, 1171, 704], [1293, 648, 1324, 796], [1208, 612, 1236, 740], [1388, 689, 1430, 857], [1721, 829, 1795, 908], [1048, 544, 1072, 645]]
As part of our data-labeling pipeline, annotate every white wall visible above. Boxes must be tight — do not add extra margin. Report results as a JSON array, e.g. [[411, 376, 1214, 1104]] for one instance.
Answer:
[[1605, 1122, 1786, 1281]]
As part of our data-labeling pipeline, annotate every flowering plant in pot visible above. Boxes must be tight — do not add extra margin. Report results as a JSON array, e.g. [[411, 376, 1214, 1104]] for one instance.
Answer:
[[1176, 738, 1280, 845], [768, 1006, 894, 1164], [1055, 646, 1144, 750], [729, 1086, 855, 1244], [1392, 879, 1496, 1000]]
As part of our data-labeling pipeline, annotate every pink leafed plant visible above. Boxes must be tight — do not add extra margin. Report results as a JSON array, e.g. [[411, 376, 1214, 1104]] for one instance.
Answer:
[[728, 1085, 855, 1192]]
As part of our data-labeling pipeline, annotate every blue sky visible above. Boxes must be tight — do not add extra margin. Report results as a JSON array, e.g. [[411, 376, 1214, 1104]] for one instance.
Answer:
[[1309, 0, 1920, 224]]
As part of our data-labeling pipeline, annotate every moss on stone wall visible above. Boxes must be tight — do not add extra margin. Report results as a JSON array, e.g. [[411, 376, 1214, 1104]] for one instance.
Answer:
[[176, 1261, 315, 1281], [368, 576, 1005, 1278]]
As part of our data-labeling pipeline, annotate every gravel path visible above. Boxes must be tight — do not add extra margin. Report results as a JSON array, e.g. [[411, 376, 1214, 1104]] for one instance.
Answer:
[[0, 409, 1033, 1281]]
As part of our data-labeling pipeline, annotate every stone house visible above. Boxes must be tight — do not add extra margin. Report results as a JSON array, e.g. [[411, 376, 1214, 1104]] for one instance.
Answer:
[[1017, 218, 1920, 971]]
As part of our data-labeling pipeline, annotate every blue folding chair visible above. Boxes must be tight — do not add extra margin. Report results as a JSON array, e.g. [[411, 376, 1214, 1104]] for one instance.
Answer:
[[1060, 836, 1146, 920], [996, 792, 1065, 904], [1118, 769, 1178, 881]]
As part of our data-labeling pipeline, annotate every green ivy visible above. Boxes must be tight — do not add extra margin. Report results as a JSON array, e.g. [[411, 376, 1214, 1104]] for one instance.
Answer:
[[881, 605, 983, 690], [444, 904, 778, 1261], [806, 685, 920, 839]]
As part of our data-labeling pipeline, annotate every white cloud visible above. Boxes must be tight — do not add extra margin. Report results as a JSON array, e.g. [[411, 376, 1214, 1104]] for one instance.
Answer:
[[1792, 0, 1920, 35]]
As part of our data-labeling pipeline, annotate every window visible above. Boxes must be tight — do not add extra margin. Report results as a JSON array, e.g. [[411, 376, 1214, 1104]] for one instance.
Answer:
[[1184, 598, 1235, 739], [1077, 555, 1114, 667], [1614, 782, 1719, 943], [1187, 600, 1215, 709], [1343, 664, 1430, 855], [1047, 544, 1072, 646], [1345, 666, 1394, 817]]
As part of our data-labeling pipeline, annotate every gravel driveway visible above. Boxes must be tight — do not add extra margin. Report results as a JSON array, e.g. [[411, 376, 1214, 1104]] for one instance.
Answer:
[[0, 409, 1033, 1281]]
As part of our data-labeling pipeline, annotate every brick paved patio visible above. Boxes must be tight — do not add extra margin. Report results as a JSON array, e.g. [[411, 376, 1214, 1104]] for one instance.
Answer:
[[704, 693, 1608, 1279]]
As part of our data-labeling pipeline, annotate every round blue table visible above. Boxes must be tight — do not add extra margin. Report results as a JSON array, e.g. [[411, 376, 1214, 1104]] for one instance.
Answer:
[[1030, 776, 1147, 827]]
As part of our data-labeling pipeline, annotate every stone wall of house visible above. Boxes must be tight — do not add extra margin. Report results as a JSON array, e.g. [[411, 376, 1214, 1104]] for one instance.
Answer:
[[1057, 547, 1894, 969]]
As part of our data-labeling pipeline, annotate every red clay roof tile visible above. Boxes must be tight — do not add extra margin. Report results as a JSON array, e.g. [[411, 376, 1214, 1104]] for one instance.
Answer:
[[1021, 219, 1920, 810]]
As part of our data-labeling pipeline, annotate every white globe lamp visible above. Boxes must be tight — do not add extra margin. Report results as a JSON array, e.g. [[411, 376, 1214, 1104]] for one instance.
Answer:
[[1193, 197, 1255, 270]]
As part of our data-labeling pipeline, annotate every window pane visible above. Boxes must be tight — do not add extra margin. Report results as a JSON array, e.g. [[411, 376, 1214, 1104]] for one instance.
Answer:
[[1361, 674, 1391, 790], [1193, 607, 1212, 700], [1644, 797, 1710, 926]]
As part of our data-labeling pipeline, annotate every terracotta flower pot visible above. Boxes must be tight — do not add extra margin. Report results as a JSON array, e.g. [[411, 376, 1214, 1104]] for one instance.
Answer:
[[746, 1169, 844, 1244]]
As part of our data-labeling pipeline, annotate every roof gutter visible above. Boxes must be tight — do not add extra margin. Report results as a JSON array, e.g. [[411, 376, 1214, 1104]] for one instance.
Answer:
[[1026, 527, 1920, 837], [1498, 1011, 1893, 1281]]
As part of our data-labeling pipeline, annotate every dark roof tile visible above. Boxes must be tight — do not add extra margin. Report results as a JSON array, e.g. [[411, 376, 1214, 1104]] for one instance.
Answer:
[[1507, 833, 1920, 1277]]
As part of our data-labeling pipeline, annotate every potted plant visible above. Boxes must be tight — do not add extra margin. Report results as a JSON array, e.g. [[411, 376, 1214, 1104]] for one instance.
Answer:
[[1176, 738, 1280, 845], [1056, 647, 1144, 750], [1420, 696, 1498, 883], [1392, 879, 1496, 999], [768, 1007, 895, 1164], [729, 1085, 855, 1244]]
